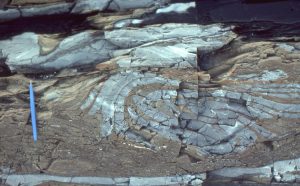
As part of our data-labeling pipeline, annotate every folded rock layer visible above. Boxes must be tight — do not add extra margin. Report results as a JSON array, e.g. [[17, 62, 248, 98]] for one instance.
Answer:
[[0, 1, 300, 186]]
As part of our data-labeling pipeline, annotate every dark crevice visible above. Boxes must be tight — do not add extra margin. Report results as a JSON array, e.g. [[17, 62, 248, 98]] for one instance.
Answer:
[[0, 97, 15, 104], [228, 98, 247, 107], [24, 71, 58, 80], [197, 39, 236, 71], [137, 0, 300, 40], [196, 0, 300, 25], [196, 0, 300, 39], [262, 141, 274, 151], [0, 12, 97, 39], [0, 57, 12, 77], [233, 22, 300, 39]]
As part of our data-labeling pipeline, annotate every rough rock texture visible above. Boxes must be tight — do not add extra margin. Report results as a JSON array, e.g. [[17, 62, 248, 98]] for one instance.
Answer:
[[107, 24, 235, 68], [0, 171, 206, 186], [1, 1, 300, 186], [0, 0, 167, 23], [0, 23, 235, 73], [0, 31, 117, 73]]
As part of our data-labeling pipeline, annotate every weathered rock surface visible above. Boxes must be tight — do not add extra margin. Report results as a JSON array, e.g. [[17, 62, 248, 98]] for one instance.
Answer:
[[0, 0, 167, 23], [1, 1, 300, 186], [107, 24, 235, 68], [0, 172, 206, 186], [107, 0, 164, 11], [3, 157, 300, 185], [82, 54, 300, 159], [0, 169, 206, 186], [0, 24, 235, 73], [207, 157, 300, 185], [0, 31, 117, 73]]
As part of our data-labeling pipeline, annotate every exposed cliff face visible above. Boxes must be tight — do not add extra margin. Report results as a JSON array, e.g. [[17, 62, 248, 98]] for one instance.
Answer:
[[1, 1, 300, 186]]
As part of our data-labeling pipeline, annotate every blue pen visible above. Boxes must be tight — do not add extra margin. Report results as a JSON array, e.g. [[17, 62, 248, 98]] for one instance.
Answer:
[[29, 81, 38, 142]]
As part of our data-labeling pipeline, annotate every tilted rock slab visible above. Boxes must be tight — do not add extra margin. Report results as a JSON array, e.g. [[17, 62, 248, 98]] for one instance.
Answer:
[[209, 157, 300, 184], [106, 24, 236, 68], [0, 24, 235, 73], [0, 31, 117, 73], [0, 0, 167, 23], [3, 157, 300, 185], [0, 169, 206, 186]]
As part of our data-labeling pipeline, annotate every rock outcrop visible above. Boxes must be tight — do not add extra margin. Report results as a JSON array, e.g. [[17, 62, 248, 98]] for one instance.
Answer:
[[0, 31, 117, 73], [0, 23, 235, 73], [0, 0, 167, 23], [1, 1, 300, 186]]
